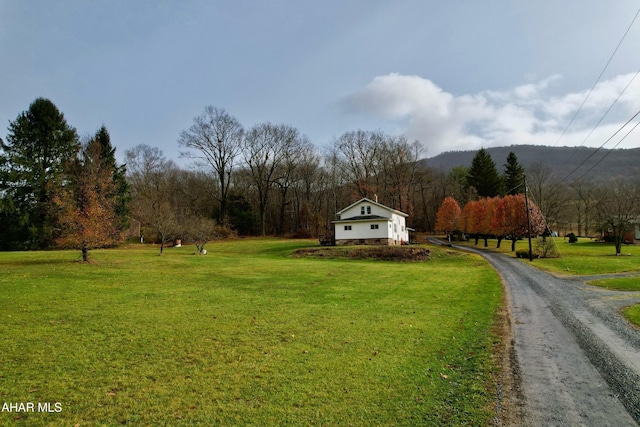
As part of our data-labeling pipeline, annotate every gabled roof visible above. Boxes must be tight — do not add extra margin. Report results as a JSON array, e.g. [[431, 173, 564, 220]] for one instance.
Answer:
[[336, 197, 408, 217], [332, 215, 390, 223]]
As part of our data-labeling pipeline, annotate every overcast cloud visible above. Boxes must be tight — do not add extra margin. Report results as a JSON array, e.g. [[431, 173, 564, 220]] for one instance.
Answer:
[[345, 71, 640, 156], [1, 1, 639, 162]]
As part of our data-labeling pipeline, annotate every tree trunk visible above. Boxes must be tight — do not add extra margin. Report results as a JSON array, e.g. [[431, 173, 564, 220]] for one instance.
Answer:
[[81, 245, 88, 262], [614, 236, 623, 255], [511, 238, 517, 252]]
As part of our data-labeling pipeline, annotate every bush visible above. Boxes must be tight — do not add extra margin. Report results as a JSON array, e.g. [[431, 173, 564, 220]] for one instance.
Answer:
[[515, 248, 544, 259], [567, 232, 578, 243], [535, 238, 559, 258]]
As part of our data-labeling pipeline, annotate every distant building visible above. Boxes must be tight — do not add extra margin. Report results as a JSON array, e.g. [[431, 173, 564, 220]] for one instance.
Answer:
[[332, 198, 411, 246]]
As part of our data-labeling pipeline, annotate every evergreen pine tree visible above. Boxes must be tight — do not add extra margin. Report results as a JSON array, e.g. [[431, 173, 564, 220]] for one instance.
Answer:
[[466, 148, 503, 197], [94, 126, 130, 231], [503, 151, 525, 195], [0, 98, 80, 248]]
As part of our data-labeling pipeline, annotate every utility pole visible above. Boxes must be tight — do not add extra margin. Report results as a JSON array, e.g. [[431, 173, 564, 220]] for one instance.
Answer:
[[524, 175, 533, 261]]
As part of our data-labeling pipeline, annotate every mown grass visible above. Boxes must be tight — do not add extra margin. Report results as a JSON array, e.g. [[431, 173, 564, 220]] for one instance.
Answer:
[[0, 239, 502, 426], [586, 277, 640, 291], [457, 237, 640, 276], [622, 305, 640, 328]]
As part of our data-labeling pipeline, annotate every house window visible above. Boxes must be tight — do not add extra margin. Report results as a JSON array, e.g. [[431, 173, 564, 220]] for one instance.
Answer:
[[371, 224, 379, 230], [367, 206, 371, 214], [361, 207, 365, 215], [344, 225, 352, 231]]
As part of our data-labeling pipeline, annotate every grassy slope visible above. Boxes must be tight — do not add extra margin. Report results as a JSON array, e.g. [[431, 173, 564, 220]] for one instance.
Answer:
[[0, 239, 502, 426]]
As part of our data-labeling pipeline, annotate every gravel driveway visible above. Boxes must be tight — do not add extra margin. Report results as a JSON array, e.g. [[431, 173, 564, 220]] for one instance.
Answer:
[[430, 239, 640, 426]]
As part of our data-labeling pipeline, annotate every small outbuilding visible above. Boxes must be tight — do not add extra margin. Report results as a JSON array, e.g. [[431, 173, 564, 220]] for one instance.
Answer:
[[332, 198, 411, 246]]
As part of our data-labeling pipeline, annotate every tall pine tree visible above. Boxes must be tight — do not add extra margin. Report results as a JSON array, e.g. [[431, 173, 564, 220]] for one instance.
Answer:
[[503, 151, 525, 195], [466, 148, 503, 198], [94, 126, 130, 231], [0, 98, 80, 249]]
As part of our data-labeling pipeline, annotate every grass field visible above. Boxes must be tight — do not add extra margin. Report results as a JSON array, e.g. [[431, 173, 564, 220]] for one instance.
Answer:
[[622, 305, 640, 329], [458, 237, 640, 276], [586, 277, 640, 292], [0, 239, 503, 426]]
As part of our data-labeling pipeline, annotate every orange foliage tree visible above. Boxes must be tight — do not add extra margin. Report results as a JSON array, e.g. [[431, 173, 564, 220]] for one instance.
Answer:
[[461, 200, 480, 244], [55, 137, 122, 261], [492, 194, 545, 251], [461, 197, 498, 247], [435, 196, 461, 241], [477, 197, 498, 247]]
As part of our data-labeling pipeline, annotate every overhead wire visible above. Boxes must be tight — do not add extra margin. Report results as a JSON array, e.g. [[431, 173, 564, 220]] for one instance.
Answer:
[[560, 68, 640, 183], [578, 113, 640, 180], [553, 6, 640, 147]]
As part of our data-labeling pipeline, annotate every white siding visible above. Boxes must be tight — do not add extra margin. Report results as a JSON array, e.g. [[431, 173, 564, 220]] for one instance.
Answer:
[[339, 202, 392, 220], [334, 198, 410, 244], [335, 221, 390, 240], [390, 213, 409, 243]]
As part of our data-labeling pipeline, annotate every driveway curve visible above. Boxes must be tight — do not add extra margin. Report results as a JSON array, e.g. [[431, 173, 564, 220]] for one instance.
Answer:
[[429, 239, 640, 426]]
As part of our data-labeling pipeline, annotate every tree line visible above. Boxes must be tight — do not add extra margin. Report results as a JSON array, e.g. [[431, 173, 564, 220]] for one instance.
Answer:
[[435, 148, 640, 255], [2, 98, 639, 259]]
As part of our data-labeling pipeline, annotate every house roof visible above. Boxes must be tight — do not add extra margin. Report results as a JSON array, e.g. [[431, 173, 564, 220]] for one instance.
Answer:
[[332, 215, 390, 224], [336, 197, 409, 217]]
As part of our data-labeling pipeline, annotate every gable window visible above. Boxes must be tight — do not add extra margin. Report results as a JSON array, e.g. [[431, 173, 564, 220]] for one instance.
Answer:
[[361, 207, 365, 215], [367, 206, 371, 214], [344, 225, 352, 231], [371, 224, 379, 230]]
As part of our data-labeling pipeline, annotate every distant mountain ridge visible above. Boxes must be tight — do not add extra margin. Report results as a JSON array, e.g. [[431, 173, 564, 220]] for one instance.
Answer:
[[420, 145, 640, 182]]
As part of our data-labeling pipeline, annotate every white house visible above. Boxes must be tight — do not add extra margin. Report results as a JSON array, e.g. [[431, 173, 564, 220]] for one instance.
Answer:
[[332, 198, 410, 245]]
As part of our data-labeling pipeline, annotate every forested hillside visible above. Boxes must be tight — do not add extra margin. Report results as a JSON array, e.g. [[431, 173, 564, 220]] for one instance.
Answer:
[[421, 145, 640, 182]]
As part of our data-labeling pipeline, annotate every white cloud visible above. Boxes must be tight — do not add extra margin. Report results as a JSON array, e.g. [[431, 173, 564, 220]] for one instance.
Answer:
[[344, 72, 640, 156]]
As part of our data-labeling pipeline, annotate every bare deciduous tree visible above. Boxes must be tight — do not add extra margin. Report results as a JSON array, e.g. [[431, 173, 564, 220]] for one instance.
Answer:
[[526, 163, 567, 232], [125, 144, 181, 254], [333, 130, 383, 199], [178, 106, 243, 226], [243, 123, 300, 236], [569, 178, 597, 237], [595, 179, 640, 255]]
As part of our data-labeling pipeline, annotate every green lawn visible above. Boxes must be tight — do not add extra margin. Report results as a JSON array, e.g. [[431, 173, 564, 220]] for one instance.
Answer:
[[586, 277, 640, 292], [0, 239, 502, 426], [458, 237, 640, 276], [622, 305, 640, 329]]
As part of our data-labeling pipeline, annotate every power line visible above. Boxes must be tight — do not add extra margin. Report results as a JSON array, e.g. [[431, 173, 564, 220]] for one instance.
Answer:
[[553, 5, 640, 146], [559, 108, 640, 183], [578, 114, 640, 180], [561, 69, 640, 182]]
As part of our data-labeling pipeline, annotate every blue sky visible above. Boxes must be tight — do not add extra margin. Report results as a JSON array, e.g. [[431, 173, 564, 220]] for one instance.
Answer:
[[1, 1, 640, 164]]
